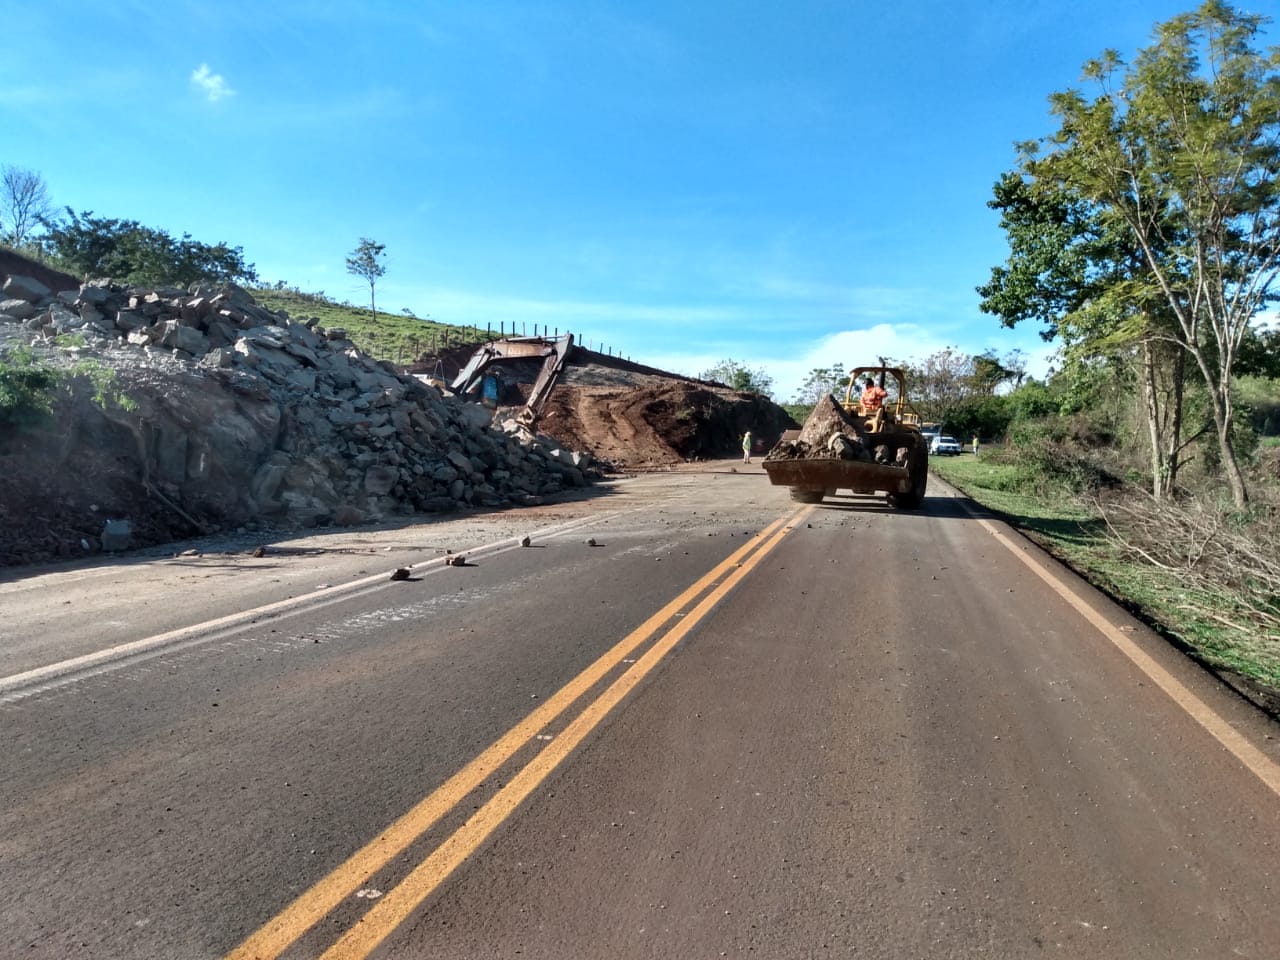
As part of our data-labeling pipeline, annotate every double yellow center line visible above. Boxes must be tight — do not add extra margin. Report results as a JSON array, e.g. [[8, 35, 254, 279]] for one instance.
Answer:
[[227, 506, 809, 960]]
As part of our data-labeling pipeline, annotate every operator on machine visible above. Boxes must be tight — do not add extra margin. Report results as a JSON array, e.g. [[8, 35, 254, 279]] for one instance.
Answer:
[[860, 377, 889, 431]]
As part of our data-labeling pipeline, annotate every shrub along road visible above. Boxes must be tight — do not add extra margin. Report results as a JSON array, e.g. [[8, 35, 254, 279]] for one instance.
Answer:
[[2, 465, 1278, 958]]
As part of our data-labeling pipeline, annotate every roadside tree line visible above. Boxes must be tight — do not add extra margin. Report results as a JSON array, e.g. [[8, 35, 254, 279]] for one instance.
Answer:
[[980, 1, 1280, 507], [0, 164, 259, 288]]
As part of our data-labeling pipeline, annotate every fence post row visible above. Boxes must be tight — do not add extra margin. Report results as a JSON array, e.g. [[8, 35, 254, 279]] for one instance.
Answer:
[[408, 321, 621, 363]]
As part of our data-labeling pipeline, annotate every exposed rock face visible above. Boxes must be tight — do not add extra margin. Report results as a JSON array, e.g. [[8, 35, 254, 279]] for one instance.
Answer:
[[536, 380, 798, 469], [0, 274, 596, 565]]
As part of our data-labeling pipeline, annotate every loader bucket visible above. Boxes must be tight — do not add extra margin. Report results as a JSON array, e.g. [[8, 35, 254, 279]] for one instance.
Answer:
[[761, 457, 913, 496]]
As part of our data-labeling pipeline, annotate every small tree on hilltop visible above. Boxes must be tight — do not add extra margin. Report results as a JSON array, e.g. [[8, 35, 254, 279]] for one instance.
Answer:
[[346, 238, 387, 324], [1, 165, 55, 248]]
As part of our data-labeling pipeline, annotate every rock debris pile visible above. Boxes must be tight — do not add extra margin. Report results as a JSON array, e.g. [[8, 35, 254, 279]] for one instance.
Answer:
[[0, 273, 595, 565]]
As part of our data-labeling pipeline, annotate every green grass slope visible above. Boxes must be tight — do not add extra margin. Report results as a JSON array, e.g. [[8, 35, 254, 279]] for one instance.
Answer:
[[249, 288, 497, 367]]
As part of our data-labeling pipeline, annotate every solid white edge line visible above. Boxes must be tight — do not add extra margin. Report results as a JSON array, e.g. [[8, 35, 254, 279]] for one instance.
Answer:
[[0, 509, 623, 698], [937, 479, 1280, 798]]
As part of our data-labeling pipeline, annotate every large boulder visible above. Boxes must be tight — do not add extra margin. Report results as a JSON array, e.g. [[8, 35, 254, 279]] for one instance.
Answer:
[[3, 274, 51, 303]]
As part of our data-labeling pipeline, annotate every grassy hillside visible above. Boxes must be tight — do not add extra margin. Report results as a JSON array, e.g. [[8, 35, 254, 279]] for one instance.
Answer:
[[249, 287, 497, 368]]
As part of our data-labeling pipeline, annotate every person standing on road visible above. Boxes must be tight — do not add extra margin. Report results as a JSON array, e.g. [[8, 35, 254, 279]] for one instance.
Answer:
[[742, 430, 753, 463], [972, 435, 980, 456]]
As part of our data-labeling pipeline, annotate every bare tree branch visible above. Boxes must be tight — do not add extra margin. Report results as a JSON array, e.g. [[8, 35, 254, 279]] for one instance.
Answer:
[[1, 165, 54, 246]]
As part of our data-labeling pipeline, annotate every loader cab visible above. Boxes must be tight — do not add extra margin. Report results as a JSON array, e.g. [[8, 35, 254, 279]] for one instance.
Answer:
[[840, 366, 921, 433]]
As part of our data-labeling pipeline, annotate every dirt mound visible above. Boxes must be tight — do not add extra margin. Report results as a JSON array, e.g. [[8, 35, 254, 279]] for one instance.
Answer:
[[0, 275, 604, 567], [0, 248, 79, 294], [537, 379, 796, 470]]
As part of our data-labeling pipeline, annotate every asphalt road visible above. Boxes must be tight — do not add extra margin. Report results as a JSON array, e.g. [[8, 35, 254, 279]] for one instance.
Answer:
[[2, 463, 1279, 959]]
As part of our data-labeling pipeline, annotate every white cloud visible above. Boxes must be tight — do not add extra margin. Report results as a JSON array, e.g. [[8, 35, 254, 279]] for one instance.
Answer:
[[190, 63, 235, 102]]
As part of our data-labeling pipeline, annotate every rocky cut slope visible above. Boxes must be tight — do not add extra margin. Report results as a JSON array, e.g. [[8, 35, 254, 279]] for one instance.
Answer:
[[0, 272, 595, 566]]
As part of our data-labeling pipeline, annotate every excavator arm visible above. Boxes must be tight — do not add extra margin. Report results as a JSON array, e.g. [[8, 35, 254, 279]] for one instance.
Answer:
[[449, 334, 575, 427]]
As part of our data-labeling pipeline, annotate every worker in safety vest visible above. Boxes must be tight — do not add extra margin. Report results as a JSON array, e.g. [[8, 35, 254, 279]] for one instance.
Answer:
[[860, 377, 889, 431], [860, 377, 888, 411]]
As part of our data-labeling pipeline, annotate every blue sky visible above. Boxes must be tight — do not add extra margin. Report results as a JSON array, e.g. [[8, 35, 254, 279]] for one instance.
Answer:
[[4, 0, 1269, 400]]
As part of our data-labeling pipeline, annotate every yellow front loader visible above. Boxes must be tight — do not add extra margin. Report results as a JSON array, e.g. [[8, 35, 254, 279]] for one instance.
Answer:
[[762, 365, 929, 509]]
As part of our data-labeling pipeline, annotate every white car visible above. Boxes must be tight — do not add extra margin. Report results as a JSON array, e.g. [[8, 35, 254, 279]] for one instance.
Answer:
[[930, 434, 961, 456]]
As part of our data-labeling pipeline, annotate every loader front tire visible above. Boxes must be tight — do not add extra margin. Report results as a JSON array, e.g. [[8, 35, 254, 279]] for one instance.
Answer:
[[888, 447, 928, 510]]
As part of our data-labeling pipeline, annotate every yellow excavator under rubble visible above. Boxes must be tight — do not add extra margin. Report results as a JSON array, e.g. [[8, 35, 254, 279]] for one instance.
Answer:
[[447, 334, 574, 428]]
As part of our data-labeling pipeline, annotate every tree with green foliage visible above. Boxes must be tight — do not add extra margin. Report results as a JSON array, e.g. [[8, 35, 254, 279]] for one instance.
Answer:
[[793, 364, 847, 404], [346, 238, 387, 324], [978, 168, 1195, 499], [908, 347, 976, 427], [1002, 379, 1062, 423], [1236, 321, 1280, 379], [1023, 1, 1280, 507], [699, 359, 774, 397], [901, 347, 1024, 429], [0, 164, 54, 248], [971, 349, 1027, 395], [41, 209, 258, 286]]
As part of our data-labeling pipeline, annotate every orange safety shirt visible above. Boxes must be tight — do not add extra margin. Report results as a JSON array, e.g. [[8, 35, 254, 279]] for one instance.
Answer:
[[860, 384, 888, 410]]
